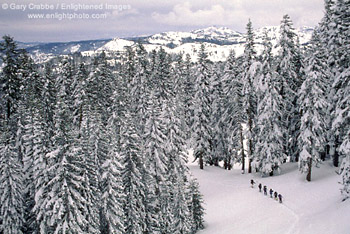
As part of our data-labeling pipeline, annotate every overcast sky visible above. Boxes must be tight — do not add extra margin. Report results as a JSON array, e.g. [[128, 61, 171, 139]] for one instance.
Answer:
[[0, 0, 325, 42]]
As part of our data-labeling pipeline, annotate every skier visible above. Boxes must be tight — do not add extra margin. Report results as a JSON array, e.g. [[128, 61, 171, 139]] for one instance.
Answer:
[[263, 185, 267, 195], [269, 188, 273, 198], [274, 191, 278, 200], [258, 183, 262, 192], [278, 194, 283, 203], [250, 179, 255, 188]]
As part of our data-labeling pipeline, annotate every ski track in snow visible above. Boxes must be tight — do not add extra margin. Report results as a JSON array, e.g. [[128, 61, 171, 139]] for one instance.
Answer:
[[282, 201, 300, 234], [192, 166, 297, 234]]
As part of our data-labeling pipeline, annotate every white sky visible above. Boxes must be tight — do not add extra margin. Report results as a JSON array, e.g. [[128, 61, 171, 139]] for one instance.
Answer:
[[0, 0, 325, 42]]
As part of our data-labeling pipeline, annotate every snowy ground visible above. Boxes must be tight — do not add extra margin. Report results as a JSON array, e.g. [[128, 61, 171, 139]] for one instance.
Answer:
[[190, 160, 350, 234]]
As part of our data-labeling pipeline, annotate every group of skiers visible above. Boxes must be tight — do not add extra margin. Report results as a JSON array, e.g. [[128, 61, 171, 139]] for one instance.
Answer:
[[251, 179, 283, 203]]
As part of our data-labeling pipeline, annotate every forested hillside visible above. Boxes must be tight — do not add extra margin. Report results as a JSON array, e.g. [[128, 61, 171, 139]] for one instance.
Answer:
[[0, 0, 349, 233]]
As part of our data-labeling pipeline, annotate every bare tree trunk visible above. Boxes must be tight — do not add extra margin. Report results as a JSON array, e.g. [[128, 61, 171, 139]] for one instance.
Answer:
[[248, 158, 252, 173], [214, 158, 219, 167], [248, 114, 253, 173], [199, 154, 204, 170], [333, 151, 339, 167], [240, 127, 245, 173], [306, 157, 312, 182], [331, 137, 339, 167]]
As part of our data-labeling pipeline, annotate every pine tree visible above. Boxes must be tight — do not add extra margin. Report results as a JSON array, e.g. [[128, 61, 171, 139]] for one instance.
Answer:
[[188, 178, 205, 232], [253, 31, 285, 176], [330, 0, 350, 168], [134, 43, 151, 121], [164, 70, 193, 233], [320, 0, 340, 165], [32, 113, 51, 234], [120, 51, 147, 233], [339, 142, 350, 201], [314, 0, 336, 161], [41, 61, 57, 150], [120, 110, 146, 234], [330, 0, 350, 196], [143, 92, 168, 233], [241, 20, 258, 173], [0, 126, 24, 234], [276, 15, 304, 162], [80, 114, 101, 234], [89, 52, 115, 125], [0, 35, 22, 124], [17, 50, 46, 234], [75, 63, 102, 233], [0, 35, 25, 234], [298, 33, 329, 182], [193, 44, 213, 169], [100, 147, 125, 233], [35, 58, 90, 233], [180, 54, 195, 149], [209, 63, 226, 166], [222, 51, 244, 169]]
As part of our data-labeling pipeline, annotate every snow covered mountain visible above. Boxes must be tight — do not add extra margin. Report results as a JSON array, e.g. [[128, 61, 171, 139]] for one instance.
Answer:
[[24, 26, 314, 62], [143, 26, 244, 48]]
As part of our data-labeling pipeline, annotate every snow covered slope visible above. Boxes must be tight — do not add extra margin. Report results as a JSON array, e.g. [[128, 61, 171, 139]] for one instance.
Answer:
[[97, 38, 134, 51], [190, 161, 350, 234]]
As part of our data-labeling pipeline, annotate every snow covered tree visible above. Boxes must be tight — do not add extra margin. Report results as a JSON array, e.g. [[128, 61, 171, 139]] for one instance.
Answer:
[[309, 0, 335, 163], [69, 60, 105, 233], [164, 69, 193, 232], [40, 62, 57, 150], [179, 54, 195, 149], [150, 47, 173, 106], [142, 93, 169, 233], [318, 0, 339, 165], [0, 126, 24, 234], [89, 52, 115, 125], [0, 35, 26, 234], [193, 44, 213, 169], [20, 56, 47, 234], [328, 0, 350, 196], [329, 0, 350, 168], [188, 178, 205, 232], [24, 108, 50, 234], [0, 35, 22, 125], [221, 51, 244, 169], [120, 52, 147, 233], [122, 44, 151, 142], [253, 32, 285, 176], [100, 147, 125, 233], [241, 20, 258, 173], [298, 33, 329, 182], [120, 110, 147, 234], [276, 15, 304, 162], [34, 58, 92, 233], [339, 141, 350, 201], [209, 63, 227, 166]]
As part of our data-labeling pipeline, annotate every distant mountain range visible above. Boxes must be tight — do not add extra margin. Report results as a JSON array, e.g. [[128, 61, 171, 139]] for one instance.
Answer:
[[18, 26, 314, 62]]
